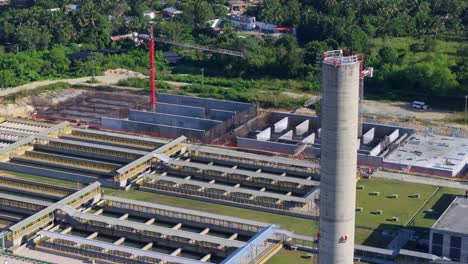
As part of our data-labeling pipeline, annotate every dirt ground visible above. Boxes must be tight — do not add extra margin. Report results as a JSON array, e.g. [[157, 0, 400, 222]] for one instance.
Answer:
[[270, 98, 467, 135], [0, 69, 144, 98], [362, 100, 454, 121], [362, 100, 467, 135], [0, 69, 144, 118]]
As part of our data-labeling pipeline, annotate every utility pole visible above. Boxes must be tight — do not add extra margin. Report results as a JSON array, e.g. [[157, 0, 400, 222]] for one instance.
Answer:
[[92, 55, 96, 78], [1, 231, 6, 253], [465, 95, 467, 125], [201, 68, 205, 90]]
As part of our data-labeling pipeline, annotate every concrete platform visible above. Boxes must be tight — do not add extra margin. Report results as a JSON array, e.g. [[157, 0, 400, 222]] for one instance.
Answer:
[[384, 134, 468, 177]]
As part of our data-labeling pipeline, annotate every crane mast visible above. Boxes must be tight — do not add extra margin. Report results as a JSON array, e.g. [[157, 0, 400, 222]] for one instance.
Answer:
[[111, 32, 245, 109], [149, 27, 156, 110]]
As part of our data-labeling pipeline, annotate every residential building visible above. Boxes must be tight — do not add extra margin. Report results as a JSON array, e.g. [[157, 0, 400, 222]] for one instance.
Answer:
[[162, 7, 183, 18], [228, 0, 247, 14], [227, 14, 256, 30]]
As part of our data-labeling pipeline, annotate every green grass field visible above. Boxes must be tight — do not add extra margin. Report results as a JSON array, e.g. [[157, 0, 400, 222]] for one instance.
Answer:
[[267, 249, 371, 264], [411, 186, 465, 229], [268, 249, 317, 264], [355, 178, 438, 229], [369, 36, 467, 59]]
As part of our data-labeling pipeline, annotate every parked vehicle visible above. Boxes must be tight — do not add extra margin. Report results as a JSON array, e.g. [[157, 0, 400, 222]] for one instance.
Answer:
[[412, 101, 429, 110]]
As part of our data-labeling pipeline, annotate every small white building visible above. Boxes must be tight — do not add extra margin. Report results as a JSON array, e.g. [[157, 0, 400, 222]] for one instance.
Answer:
[[163, 7, 183, 18], [66, 4, 80, 11], [143, 11, 156, 19], [227, 15, 256, 30]]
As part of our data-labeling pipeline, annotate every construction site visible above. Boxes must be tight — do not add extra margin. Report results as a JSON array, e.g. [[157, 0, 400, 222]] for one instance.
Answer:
[[0, 119, 452, 264], [30, 87, 467, 178], [0, 49, 466, 264]]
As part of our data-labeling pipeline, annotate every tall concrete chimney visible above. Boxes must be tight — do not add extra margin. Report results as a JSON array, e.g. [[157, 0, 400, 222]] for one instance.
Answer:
[[319, 50, 360, 264]]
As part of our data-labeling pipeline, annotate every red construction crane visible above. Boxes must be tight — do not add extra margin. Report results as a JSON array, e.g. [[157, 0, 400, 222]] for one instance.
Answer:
[[111, 31, 244, 110], [149, 27, 156, 108]]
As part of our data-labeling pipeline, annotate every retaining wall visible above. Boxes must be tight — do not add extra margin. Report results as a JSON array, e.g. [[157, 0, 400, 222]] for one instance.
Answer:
[[101, 118, 206, 140], [158, 93, 252, 112], [237, 137, 299, 154], [156, 103, 205, 118], [129, 110, 221, 130]]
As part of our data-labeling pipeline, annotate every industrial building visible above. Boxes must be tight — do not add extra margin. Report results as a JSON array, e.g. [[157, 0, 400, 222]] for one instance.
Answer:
[[430, 196, 468, 263], [0, 116, 458, 263], [0, 176, 450, 264], [0, 178, 286, 263], [0, 121, 172, 188], [140, 144, 319, 218], [0, 118, 319, 217]]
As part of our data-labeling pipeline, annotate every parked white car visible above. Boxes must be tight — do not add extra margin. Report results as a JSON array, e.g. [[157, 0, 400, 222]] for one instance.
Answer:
[[412, 101, 429, 110]]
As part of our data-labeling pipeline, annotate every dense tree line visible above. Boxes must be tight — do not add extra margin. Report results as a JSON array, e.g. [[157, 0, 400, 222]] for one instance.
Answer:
[[0, 0, 466, 107], [0, 46, 167, 88]]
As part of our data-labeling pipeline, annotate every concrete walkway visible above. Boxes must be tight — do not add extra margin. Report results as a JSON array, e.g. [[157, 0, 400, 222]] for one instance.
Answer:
[[3, 247, 85, 264], [373, 170, 468, 190]]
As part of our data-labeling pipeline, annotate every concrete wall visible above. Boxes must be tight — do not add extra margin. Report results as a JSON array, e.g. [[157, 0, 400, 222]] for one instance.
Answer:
[[211, 109, 236, 121], [129, 110, 221, 130], [274, 117, 289, 133], [237, 137, 299, 154], [362, 123, 412, 139], [256, 128, 271, 141], [388, 129, 400, 142], [369, 144, 382, 156], [158, 93, 252, 112], [156, 103, 205, 118], [296, 120, 310, 136], [278, 130, 293, 141], [362, 128, 375, 145], [270, 112, 320, 130], [102, 117, 206, 140], [302, 133, 316, 144], [0, 162, 116, 187]]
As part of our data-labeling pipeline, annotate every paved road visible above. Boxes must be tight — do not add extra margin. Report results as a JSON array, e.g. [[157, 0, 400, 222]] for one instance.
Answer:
[[373, 170, 468, 190]]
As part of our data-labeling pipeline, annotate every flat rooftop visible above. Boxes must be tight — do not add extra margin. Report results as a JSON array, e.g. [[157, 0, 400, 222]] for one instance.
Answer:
[[384, 134, 468, 176], [432, 196, 468, 235]]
